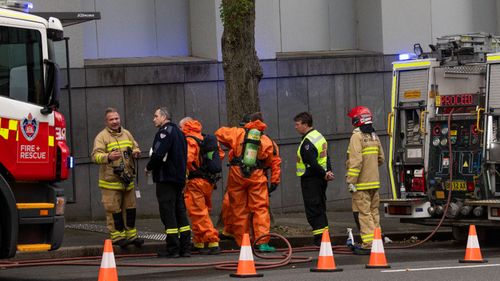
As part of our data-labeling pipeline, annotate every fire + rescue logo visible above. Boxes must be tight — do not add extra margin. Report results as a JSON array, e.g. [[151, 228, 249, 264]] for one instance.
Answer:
[[21, 113, 39, 141]]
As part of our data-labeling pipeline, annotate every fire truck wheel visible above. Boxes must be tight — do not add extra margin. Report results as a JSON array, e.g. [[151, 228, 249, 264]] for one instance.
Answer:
[[452, 226, 468, 243], [453, 225, 487, 244]]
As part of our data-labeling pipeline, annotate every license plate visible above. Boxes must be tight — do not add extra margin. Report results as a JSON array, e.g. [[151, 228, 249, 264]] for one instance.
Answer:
[[444, 181, 466, 191]]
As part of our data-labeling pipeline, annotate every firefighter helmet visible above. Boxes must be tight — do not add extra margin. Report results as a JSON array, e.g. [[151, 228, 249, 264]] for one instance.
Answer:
[[347, 106, 373, 127]]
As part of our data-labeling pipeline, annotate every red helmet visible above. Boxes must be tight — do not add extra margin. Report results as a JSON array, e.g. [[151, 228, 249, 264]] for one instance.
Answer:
[[347, 106, 373, 127]]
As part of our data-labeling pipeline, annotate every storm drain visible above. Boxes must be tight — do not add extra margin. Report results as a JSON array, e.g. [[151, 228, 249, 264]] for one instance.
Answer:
[[66, 223, 166, 241]]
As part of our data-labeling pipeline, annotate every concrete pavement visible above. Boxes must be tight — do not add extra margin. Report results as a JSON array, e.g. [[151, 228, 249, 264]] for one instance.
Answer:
[[9, 210, 451, 261]]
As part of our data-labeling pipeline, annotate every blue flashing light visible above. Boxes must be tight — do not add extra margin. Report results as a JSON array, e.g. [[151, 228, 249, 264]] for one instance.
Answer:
[[24, 2, 33, 11], [68, 156, 74, 169], [4, 1, 34, 13], [399, 53, 417, 61]]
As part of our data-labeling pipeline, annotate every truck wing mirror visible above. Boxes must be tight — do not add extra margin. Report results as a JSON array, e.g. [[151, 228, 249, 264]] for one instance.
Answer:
[[40, 59, 60, 115]]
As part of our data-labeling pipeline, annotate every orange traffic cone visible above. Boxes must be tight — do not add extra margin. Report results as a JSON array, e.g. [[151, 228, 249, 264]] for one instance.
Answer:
[[366, 227, 390, 268], [459, 225, 487, 263], [230, 233, 263, 278], [310, 230, 343, 272], [98, 239, 118, 281]]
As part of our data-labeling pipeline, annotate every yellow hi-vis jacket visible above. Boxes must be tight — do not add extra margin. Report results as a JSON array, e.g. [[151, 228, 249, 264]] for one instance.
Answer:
[[92, 127, 141, 191], [296, 129, 327, 176], [345, 128, 384, 190]]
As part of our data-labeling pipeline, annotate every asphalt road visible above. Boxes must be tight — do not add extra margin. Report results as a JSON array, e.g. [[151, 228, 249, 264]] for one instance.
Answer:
[[2, 240, 500, 281]]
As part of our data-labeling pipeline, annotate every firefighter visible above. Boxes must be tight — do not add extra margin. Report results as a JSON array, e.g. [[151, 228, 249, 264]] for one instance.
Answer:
[[215, 113, 277, 252], [345, 106, 385, 254], [145, 107, 191, 258], [91, 107, 144, 248], [180, 117, 223, 255], [294, 112, 335, 246]]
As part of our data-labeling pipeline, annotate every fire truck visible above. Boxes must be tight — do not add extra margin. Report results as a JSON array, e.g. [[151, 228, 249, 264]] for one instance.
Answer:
[[0, 1, 72, 258], [383, 33, 500, 240]]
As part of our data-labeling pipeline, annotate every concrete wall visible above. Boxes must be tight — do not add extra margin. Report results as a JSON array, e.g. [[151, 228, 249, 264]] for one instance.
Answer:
[[380, 0, 498, 54], [380, 0, 432, 55], [58, 54, 396, 220], [32, 0, 500, 65], [189, 0, 218, 60], [82, 0, 190, 59], [356, 0, 383, 53], [329, 0, 357, 50], [31, 0, 83, 68]]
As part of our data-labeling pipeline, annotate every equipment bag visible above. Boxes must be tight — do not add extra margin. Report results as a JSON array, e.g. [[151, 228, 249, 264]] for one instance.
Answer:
[[187, 134, 222, 182]]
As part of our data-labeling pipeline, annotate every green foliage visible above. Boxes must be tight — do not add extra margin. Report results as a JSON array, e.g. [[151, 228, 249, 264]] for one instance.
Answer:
[[220, 0, 254, 32]]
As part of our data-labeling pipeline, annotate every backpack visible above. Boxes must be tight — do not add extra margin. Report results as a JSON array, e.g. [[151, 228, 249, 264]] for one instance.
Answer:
[[187, 134, 222, 183]]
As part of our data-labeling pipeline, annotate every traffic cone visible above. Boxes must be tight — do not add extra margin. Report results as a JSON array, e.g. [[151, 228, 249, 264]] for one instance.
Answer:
[[366, 227, 390, 268], [310, 230, 343, 272], [230, 233, 263, 278], [459, 225, 487, 263], [98, 239, 118, 281]]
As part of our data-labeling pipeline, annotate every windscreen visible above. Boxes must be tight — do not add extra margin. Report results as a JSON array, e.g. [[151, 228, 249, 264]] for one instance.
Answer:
[[0, 26, 44, 105]]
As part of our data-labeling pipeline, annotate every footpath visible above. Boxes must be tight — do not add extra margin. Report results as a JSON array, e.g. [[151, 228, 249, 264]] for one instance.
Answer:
[[10, 210, 450, 260]]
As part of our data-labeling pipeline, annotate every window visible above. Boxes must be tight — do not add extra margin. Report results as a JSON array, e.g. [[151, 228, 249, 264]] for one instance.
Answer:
[[0, 26, 44, 105]]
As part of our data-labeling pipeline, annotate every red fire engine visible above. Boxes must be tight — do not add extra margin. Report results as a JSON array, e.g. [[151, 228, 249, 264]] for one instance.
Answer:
[[0, 1, 72, 258]]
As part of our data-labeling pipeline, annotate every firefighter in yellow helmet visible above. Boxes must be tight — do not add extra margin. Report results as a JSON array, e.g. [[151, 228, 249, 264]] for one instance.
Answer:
[[345, 106, 384, 254]]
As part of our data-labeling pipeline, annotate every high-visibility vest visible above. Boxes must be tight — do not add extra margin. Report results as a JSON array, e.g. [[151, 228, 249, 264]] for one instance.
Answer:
[[296, 129, 327, 176]]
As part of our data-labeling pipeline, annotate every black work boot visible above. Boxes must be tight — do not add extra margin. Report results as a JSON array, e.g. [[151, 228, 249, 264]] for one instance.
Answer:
[[112, 238, 128, 249], [179, 230, 191, 257], [313, 234, 322, 247], [124, 209, 144, 247], [158, 234, 180, 258], [157, 249, 180, 258], [112, 212, 127, 249], [207, 242, 221, 255], [352, 244, 371, 255], [127, 236, 144, 248]]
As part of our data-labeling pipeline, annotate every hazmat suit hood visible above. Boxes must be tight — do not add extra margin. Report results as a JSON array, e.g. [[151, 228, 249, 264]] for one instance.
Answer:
[[182, 119, 203, 138], [244, 120, 267, 132]]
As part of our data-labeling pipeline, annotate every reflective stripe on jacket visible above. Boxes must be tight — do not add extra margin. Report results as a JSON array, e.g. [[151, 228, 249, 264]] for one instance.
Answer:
[[345, 128, 384, 190], [296, 129, 327, 176]]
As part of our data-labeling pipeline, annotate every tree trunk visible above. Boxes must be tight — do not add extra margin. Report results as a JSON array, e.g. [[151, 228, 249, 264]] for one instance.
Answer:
[[221, 0, 262, 126]]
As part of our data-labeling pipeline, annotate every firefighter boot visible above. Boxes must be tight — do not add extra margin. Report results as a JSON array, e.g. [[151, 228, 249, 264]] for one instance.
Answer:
[[179, 230, 192, 257], [125, 208, 144, 247], [352, 244, 371, 255], [192, 242, 210, 254], [158, 234, 180, 258], [207, 242, 221, 255], [111, 212, 128, 249], [313, 234, 323, 247], [353, 212, 361, 232]]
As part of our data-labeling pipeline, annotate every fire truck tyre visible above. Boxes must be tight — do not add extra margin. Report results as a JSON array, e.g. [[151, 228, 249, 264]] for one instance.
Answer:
[[452, 226, 468, 243], [452, 226, 487, 243], [475, 226, 487, 244]]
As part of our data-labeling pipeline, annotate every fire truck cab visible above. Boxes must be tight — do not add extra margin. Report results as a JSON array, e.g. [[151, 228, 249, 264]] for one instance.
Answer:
[[0, 1, 71, 258], [384, 33, 500, 240]]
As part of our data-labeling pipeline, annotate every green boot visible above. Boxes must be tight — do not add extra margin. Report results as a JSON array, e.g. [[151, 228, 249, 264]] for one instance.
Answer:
[[258, 243, 276, 252]]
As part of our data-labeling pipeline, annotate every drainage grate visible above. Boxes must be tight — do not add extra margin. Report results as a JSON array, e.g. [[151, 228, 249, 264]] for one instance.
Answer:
[[66, 223, 166, 241]]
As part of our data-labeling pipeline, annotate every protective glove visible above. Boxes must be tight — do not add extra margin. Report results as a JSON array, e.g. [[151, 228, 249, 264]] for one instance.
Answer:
[[269, 183, 278, 194], [348, 183, 357, 193]]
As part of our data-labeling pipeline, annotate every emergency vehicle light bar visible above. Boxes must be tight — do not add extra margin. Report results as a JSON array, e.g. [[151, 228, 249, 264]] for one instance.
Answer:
[[399, 53, 417, 61], [0, 0, 32, 12]]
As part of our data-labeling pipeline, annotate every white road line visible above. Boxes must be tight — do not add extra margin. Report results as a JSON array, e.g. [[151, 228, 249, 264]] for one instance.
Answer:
[[382, 263, 500, 273]]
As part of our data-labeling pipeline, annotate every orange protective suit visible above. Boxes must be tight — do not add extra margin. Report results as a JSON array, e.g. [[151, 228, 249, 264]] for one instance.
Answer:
[[221, 139, 281, 240], [215, 120, 276, 246], [183, 120, 223, 245]]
